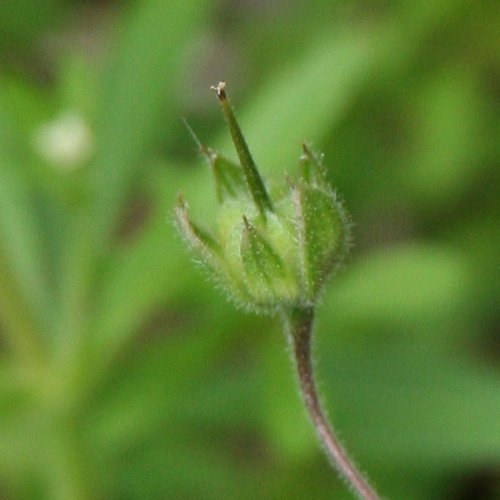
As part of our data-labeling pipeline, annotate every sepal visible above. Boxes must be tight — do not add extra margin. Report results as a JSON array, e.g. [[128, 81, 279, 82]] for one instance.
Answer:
[[292, 181, 349, 300], [240, 216, 297, 304], [174, 195, 222, 270], [300, 143, 329, 189], [212, 82, 273, 216], [205, 149, 246, 203]]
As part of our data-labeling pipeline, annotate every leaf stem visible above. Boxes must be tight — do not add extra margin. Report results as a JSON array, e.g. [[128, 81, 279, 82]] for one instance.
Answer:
[[283, 306, 379, 500]]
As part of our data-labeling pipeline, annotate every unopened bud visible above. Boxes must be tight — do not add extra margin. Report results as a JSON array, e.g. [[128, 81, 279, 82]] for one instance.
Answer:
[[175, 84, 351, 313]]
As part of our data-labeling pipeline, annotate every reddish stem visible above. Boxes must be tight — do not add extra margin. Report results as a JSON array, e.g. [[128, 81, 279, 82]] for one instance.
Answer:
[[285, 306, 379, 500]]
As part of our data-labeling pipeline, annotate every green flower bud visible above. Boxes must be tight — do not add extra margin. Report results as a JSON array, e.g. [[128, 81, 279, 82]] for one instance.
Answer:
[[175, 82, 351, 313]]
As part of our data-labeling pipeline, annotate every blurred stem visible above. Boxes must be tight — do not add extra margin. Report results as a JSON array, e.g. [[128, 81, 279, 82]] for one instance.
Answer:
[[0, 254, 45, 373], [48, 415, 91, 500], [283, 306, 379, 500], [53, 213, 95, 392]]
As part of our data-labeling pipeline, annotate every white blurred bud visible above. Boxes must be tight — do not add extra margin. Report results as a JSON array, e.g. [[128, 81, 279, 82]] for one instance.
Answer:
[[32, 111, 94, 170]]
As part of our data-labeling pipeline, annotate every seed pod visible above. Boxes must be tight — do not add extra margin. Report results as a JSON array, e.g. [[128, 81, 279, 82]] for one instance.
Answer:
[[175, 83, 351, 313]]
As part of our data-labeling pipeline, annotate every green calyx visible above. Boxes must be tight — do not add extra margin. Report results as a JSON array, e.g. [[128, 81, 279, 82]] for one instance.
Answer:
[[175, 83, 351, 313]]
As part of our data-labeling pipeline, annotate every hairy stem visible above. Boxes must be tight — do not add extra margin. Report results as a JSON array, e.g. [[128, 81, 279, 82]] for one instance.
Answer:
[[284, 306, 379, 500]]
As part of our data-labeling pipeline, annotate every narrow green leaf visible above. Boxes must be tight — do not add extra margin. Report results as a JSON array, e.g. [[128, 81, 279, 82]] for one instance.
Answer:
[[0, 94, 54, 332], [51, 0, 211, 360]]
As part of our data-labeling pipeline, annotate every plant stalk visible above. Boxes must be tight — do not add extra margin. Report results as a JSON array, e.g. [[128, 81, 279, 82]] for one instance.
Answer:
[[0, 254, 45, 372], [284, 306, 379, 500]]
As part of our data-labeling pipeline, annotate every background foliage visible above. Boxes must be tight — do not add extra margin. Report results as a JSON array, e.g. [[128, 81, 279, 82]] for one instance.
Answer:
[[0, 0, 498, 498]]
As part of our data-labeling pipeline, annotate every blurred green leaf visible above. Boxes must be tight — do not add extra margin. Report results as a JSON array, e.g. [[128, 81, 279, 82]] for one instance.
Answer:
[[318, 339, 500, 467], [87, 164, 197, 371], [322, 244, 469, 333], [90, 0, 209, 239], [52, 0, 211, 368], [0, 0, 65, 50], [404, 67, 486, 203], [0, 101, 54, 331]]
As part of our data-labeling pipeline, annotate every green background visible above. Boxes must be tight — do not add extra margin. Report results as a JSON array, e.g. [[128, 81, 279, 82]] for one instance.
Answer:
[[0, 0, 498, 498]]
